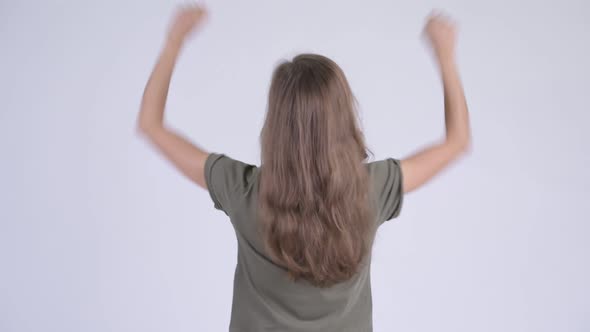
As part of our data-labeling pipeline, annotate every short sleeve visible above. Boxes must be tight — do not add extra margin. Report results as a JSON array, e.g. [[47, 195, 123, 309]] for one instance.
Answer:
[[204, 152, 257, 216], [371, 158, 404, 224]]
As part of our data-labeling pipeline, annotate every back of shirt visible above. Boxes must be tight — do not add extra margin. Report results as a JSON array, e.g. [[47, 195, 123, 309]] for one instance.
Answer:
[[204, 153, 404, 332]]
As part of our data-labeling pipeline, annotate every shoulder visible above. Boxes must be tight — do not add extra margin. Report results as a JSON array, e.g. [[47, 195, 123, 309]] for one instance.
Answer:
[[365, 158, 404, 223], [365, 158, 403, 182], [205, 153, 259, 188]]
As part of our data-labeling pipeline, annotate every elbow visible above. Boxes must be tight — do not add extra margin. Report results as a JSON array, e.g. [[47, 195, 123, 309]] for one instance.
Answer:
[[136, 118, 150, 136], [136, 114, 159, 138], [447, 135, 472, 155], [457, 136, 472, 153], [136, 118, 150, 138]]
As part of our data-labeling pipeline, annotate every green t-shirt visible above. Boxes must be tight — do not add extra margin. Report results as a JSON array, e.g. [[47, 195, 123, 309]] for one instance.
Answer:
[[204, 152, 404, 332]]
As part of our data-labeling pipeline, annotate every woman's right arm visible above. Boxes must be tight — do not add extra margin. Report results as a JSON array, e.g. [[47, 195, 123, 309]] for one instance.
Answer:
[[400, 12, 471, 193]]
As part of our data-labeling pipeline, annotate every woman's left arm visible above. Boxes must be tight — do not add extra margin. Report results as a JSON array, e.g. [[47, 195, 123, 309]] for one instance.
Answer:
[[137, 4, 210, 189]]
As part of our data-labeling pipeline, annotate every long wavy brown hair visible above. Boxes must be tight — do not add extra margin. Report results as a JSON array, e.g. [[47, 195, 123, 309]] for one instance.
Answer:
[[258, 53, 377, 288]]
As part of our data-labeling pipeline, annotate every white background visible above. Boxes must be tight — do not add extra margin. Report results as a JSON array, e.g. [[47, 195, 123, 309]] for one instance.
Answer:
[[1, 1, 589, 331]]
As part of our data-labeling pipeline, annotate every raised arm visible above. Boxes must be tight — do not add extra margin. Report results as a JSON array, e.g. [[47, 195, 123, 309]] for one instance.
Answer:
[[137, 4, 210, 189], [400, 12, 472, 193]]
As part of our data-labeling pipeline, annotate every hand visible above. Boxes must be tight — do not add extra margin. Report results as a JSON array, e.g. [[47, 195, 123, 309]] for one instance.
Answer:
[[424, 11, 457, 63], [167, 3, 209, 46]]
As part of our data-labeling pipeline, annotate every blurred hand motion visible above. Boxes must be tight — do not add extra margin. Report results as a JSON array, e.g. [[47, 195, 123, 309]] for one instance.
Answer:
[[167, 3, 209, 45], [424, 11, 457, 62]]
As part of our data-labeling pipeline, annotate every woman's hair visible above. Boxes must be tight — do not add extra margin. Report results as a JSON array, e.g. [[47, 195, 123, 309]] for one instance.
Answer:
[[258, 53, 376, 288]]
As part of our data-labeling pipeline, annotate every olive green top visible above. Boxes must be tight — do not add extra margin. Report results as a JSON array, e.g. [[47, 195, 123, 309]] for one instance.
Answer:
[[204, 152, 404, 332]]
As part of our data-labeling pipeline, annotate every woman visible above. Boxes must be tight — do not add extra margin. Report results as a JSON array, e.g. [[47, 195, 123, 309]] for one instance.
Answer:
[[137, 4, 470, 332]]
